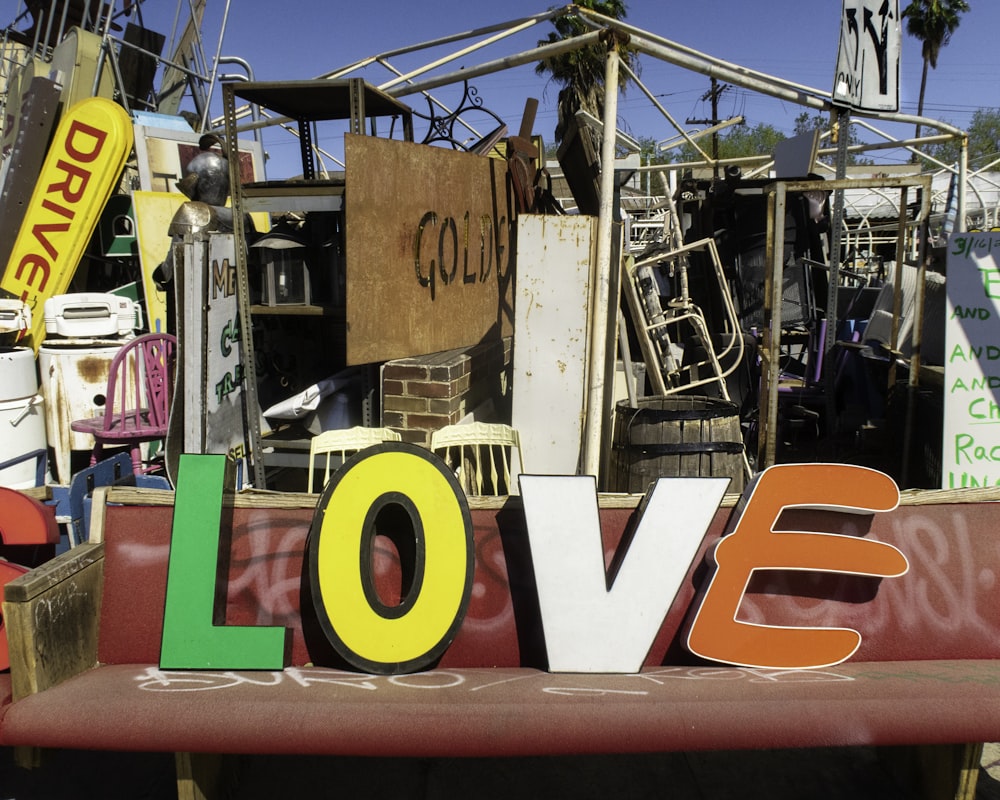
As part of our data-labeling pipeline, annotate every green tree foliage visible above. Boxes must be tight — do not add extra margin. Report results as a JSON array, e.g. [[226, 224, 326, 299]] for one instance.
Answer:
[[902, 0, 970, 139], [666, 121, 786, 163], [714, 123, 786, 161], [634, 134, 670, 166], [535, 1, 636, 143], [924, 108, 1000, 168], [793, 112, 873, 167]]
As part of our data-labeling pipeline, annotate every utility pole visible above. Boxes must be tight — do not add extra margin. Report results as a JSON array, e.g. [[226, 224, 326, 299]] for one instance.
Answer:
[[686, 77, 729, 178]]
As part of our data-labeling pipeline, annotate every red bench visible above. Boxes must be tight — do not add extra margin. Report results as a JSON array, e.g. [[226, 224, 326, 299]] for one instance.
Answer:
[[2, 483, 1000, 798]]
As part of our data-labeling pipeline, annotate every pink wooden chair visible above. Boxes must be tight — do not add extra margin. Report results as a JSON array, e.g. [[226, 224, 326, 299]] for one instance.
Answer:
[[70, 333, 177, 475]]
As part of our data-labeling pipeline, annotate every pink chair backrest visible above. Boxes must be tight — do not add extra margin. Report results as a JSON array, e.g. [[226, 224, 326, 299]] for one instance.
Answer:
[[101, 333, 177, 435]]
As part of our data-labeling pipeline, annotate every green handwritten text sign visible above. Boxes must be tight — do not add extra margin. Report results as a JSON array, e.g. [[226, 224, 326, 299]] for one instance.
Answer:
[[944, 233, 1000, 488]]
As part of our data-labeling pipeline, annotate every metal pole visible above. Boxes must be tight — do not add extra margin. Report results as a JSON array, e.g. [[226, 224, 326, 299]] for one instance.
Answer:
[[198, 0, 232, 132], [957, 136, 968, 233], [823, 107, 850, 429], [759, 182, 786, 469], [901, 215, 930, 488], [386, 31, 604, 99], [319, 7, 569, 79], [223, 83, 266, 489], [581, 33, 622, 480]]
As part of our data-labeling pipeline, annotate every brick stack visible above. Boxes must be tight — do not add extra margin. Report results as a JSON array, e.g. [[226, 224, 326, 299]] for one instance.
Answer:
[[381, 338, 511, 447]]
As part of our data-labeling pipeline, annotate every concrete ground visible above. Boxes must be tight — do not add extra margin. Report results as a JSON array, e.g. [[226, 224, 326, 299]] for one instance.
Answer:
[[2, 744, 1000, 799]]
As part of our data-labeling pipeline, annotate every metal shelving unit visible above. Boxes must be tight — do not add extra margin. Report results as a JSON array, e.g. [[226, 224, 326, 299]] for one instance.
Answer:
[[222, 78, 414, 488]]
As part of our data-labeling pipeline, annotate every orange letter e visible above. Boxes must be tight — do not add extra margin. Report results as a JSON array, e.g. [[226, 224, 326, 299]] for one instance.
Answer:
[[686, 463, 908, 669]]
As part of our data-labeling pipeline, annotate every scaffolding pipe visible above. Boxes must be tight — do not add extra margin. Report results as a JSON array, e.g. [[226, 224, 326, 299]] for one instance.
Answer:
[[378, 16, 549, 93], [581, 37, 621, 481], [386, 31, 604, 99], [198, 0, 232, 132], [958, 137, 968, 234], [318, 7, 569, 80]]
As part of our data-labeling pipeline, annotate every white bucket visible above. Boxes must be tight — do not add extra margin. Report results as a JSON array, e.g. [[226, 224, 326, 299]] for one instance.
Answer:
[[0, 347, 39, 401], [0, 394, 48, 489]]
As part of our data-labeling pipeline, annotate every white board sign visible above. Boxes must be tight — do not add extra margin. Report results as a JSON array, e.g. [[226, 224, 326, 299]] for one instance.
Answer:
[[943, 233, 1000, 489], [833, 0, 900, 112], [177, 234, 251, 485], [511, 215, 595, 477]]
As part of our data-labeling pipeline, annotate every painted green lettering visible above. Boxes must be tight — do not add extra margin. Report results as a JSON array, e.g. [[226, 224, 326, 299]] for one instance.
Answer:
[[159, 454, 288, 669]]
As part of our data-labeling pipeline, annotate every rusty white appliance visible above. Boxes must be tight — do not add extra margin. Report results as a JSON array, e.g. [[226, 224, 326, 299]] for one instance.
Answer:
[[43, 293, 140, 338], [0, 300, 48, 488], [38, 294, 139, 484]]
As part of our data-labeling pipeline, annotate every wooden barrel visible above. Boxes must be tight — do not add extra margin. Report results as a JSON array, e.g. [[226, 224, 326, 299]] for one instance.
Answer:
[[609, 396, 745, 494]]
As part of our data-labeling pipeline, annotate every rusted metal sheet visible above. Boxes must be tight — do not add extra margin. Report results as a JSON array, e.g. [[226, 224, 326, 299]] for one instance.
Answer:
[[511, 215, 594, 476], [344, 135, 514, 365]]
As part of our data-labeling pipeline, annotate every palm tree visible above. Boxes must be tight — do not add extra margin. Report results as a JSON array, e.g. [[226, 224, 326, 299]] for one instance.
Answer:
[[534, 1, 635, 144], [902, 0, 970, 143]]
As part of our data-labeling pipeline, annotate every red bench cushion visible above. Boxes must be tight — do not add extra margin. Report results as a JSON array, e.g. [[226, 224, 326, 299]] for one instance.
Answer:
[[97, 500, 1000, 668], [3, 661, 1000, 755]]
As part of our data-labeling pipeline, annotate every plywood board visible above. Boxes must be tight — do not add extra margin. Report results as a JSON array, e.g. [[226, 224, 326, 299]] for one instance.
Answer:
[[344, 135, 514, 364]]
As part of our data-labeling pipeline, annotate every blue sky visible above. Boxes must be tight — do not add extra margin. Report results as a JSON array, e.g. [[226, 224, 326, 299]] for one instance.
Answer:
[[141, 0, 997, 177]]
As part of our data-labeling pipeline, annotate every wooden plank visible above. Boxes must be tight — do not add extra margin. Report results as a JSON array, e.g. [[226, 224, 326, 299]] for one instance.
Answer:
[[87, 487, 111, 545], [3, 543, 104, 700], [344, 135, 514, 364], [249, 304, 334, 317], [880, 743, 983, 800], [953, 743, 985, 800], [100, 486, 673, 511], [3, 542, 104, 603], [100, 482, 1000, 512], [176, 752, 231, 800]]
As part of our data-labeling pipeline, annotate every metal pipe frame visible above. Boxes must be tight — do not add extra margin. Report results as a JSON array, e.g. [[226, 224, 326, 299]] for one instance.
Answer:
[[758, 174, 932, 469], [185, 5, 969, 482], [581, 39, 621, 481]]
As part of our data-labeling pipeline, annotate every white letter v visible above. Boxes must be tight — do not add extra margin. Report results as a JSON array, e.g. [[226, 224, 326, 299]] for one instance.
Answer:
[[519, 475, 727, 673]]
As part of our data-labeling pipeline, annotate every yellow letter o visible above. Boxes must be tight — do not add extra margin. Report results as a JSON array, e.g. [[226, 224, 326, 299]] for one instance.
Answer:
[[308, 442, 473, 674]]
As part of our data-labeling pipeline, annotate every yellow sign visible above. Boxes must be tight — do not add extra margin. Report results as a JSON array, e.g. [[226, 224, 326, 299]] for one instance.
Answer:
[[132, 191, 186, 334], [2, 97, 133, 350]]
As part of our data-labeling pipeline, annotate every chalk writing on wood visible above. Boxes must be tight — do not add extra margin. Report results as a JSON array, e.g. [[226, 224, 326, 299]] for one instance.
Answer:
[[944, 233, 1000, 488]]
